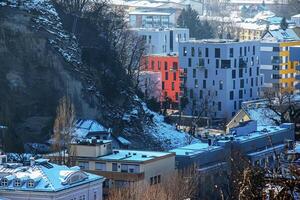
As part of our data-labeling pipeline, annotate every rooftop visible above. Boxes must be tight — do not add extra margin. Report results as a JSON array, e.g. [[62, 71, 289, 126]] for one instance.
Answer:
[[0, 158, 103, 192], [170, 142, 222, 156], [74, 119, 107, 138], [97, 149, 174, 163], [184, 39, 259, 44]]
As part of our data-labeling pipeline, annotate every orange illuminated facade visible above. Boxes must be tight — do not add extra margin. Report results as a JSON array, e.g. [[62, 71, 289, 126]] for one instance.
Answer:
[[143, 55, 181, 107]]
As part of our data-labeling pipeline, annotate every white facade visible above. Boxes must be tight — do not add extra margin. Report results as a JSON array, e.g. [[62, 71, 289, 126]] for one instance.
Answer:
[[131, 28, 189, 54], [179, 39, 263, 119], [0, 157, 104, 200], [291, 14, 300, 27]]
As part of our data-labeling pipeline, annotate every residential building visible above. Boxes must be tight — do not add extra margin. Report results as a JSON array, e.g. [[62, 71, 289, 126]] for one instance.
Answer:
[[132, 27, 189, 54], [171, 120, 295, 199], [70, 139, 175, 193], [179, 39, 263, 120], [290, 46, 300, 91], [261, 29, 300, 93], [237, 23, 266, 40], [141, 54, 181, 107], [129, 9, 177, 28], [0, 156, 104, 200], [291, 14, 300, 27]]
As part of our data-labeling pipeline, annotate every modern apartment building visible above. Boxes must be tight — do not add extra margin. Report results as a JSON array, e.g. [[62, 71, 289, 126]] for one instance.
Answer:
[[261, 29, 300, 93], [131, 28, 189, 54], [70, 139, 175, 192], [0, 156, 104, 200], [290, 46, 300, 92], [141, 54, 181, 107], [179, 39, 263, 119]]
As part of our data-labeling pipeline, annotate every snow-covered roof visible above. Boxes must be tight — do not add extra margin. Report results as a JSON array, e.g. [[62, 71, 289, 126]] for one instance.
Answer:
[[110, 0, 164, 8], [97, 149, 173, 163], [129, 11, 173, 16], [0, 159, 103, 192], [263, 28, 300, 41], [74, 119, 107, 138], [292, 14, 300, 18], [170, 142, 222, 156]]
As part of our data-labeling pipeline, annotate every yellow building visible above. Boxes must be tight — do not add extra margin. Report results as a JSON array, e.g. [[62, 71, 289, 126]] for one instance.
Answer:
[[261, 29, 300, 94], [237, 23, 265, 41]]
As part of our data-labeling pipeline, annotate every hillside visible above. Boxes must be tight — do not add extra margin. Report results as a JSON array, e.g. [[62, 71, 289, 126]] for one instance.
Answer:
[[0, 0, 191, 151]]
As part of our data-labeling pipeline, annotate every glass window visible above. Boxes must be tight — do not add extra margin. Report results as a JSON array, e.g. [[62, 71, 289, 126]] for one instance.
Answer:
[[78, 161, 89, 170], [215, 48, 220, 58], [95, 162, 106, 171], [112, 163, 118, 171]]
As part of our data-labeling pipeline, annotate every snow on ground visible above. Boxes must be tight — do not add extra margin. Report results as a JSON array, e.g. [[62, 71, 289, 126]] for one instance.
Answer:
[[131, 96, 196, 150], [1, 0, 82, 67]]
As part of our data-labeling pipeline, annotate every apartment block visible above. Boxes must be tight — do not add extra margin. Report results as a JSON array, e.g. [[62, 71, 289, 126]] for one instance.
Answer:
[[179, 39, 263, 119], [261, 29, 300, 93], [290, 46, 300, 91], [131, 28, 189, 54], [0, 156, 104, 200], [141, 54, 181, 107], [170, 120, 295, 199], [70, 139, 175, 192]]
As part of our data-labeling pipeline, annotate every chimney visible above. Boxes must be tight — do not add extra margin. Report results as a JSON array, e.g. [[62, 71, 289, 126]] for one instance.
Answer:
[[30, 157, 35, 167]]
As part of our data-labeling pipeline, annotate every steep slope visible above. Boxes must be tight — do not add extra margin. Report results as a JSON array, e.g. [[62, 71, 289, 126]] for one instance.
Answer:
[[0, 0, 192, 150]]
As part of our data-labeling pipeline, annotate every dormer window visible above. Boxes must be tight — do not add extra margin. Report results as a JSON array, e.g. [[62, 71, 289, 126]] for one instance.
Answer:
[[28, 180, 34, 187], [14, 179, 21, 187], [1, 178, 8, 186]]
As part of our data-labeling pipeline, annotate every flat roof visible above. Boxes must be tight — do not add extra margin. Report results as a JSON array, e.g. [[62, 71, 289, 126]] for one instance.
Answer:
[[170, 142, 222, 156], [129, 11, 172, 16], [97, 149, 174, 163], [183, 39, 259, 44]]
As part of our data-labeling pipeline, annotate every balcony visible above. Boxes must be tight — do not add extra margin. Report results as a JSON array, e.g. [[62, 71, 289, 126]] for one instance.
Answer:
[[295, 74, 300, 80], [85, 170, 145, 182]]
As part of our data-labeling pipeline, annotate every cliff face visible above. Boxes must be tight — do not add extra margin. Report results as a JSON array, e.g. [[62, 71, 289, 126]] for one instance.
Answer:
[[0, 1, 190, 151]]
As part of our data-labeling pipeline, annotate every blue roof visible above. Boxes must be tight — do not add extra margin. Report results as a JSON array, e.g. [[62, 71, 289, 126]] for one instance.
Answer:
[[267, 29, 300, 41]]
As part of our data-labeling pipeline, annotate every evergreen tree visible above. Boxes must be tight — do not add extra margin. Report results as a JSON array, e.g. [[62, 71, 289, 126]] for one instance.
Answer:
[[280, 17, 288, 30], [177, 6, 214, 39]]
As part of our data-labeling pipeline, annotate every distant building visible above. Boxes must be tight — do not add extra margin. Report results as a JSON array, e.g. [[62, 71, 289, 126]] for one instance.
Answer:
[[141, 54, 181, 107], [291, 14, 300, 27], [179, 39, 263, 120], [70, 139, 175, 195], [0, 156, 104, 200], [131, 28, 189, 54], [290, 46, 300, 91], [171, 121, 295, 199], [261, 29, 300, 93]]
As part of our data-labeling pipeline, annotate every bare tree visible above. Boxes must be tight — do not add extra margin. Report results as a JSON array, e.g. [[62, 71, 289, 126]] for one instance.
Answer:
[[51, 96, 76, 165]]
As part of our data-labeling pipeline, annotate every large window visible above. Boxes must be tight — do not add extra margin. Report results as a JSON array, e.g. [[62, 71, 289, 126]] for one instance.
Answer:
[[78, 161, 89, 170], [121, 164, 140, 173], [95, 162, 106, 171], [215, 48, 220, 58], [112, 163, 118, 171]]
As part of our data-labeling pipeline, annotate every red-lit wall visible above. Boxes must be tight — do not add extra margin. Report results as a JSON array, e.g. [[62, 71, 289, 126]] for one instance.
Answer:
[[143, 55, 181, 105]]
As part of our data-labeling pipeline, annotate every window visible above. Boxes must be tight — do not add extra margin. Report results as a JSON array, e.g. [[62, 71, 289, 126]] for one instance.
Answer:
[[205, 48, 209, 57], [28, 180, 34, 188], [150, 177, 153, 185], [193, 69, 196, 78], [253, 46, 255, 55], [158, 175, 161, 183], [183, 47, 187, 56], [204, 69, 208, 78], [250, 88, 253, 97], [199, 90, 203, 99], [239, 69, 243, 78], [203, 80, 206, 89], [221, 60, 231, 68], [191, 47, 195, 57], [234, 101, 237, 110], [240, 79, 244, 88], [230, 91, 234, 100], [257, 67, 259, 76], [95, 162, 106, 171], [112, 163, 118, 171], [162, 81, 165, 90], [216, 59, 219, 68], [165, 72, 168, 80], [190, 89, 194, 98], [14, 179, 21, 187], [173, 72, 176, 81], [151, 60, 155, 70], [230, 48, 233, 57], [215, 48, 220, 58], [199, 58, 204, 67], [233, 80, 236, 89], [78, 161, 89, 170], [172, 82, 175, 91], [219, 81, 223, 90], [273, 47, 280, 52], [1, 179, 8, 186], [232, 70, 236, 79], [198, 48, 202, 57], [164, 62, 168, 70], [188, 58, 192, 67], [158, 61, 161, 70], [249, 68, 252, 76], [218, 102, 222, 111], [239, 90, 243, 99], [173, 62, 178, 70], [154, 176, 157, 184]]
